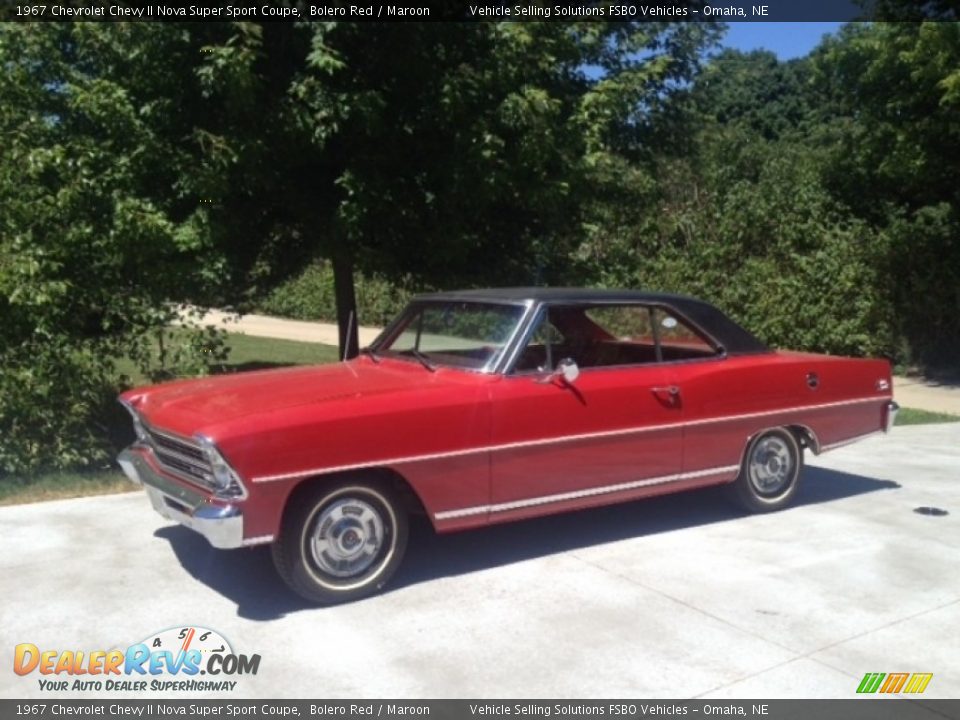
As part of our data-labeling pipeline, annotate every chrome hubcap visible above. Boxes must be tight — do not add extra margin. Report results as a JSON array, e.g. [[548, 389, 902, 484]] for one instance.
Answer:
[[748, 435, 794, 496], [309, 498, 386, 578]]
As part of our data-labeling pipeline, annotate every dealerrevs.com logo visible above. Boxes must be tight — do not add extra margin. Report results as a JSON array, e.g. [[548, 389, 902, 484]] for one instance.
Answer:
[[14, 626, 260, 693]]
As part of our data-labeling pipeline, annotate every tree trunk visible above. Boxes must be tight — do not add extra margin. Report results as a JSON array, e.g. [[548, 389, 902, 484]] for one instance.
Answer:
[[332, 250, 360, 360]]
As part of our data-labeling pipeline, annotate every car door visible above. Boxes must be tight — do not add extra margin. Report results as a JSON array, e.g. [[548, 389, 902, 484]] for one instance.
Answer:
[[649, 305, 745, 480], [487, 303, 684, 521]]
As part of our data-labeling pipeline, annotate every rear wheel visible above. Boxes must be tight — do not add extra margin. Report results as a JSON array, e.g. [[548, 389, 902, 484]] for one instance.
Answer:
[[272, 479, 408, 604], [730, 428, 802, 513]]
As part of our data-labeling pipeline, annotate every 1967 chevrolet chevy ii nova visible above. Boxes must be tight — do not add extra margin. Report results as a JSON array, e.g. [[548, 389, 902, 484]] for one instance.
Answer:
[[118, 288, 898, 604]]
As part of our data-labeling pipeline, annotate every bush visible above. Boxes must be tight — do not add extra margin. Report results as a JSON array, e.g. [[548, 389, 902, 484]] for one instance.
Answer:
[[0, 344, 118, 477], [0, 320, 230, 481], [258, 260, 422, 327], [883, 204, 960, 373]]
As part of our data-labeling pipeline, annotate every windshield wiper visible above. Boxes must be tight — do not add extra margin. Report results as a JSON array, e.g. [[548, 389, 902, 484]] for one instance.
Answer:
[[409, 348, 437, 372], [359, 347, 381, 364]]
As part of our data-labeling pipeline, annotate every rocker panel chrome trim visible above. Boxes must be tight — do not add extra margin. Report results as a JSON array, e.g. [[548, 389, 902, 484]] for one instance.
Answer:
[[433, 464, 740, 520]]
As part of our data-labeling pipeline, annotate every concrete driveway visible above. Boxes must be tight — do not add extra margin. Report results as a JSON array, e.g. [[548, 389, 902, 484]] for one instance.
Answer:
[[2, 424, 957, 700]]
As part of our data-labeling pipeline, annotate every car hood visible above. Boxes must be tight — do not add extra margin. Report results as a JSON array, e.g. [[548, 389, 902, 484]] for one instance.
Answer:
[[121, 359, 457, 437]]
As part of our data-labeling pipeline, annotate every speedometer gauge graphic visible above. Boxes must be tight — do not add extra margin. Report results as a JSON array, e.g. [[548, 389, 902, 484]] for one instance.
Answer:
[[140, 626, 233, 658]]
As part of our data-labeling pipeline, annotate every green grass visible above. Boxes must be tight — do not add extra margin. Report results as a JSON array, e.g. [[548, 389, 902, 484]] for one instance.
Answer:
[[214, 331, 340, 369], [3, 332, 338, 506], [116, 330, 340, 385], [894, 407, 960, 426], [0, 469, 134, 507]]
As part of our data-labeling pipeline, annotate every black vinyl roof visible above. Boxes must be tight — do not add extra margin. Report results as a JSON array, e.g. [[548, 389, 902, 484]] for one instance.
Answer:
[[415, 287, 770, 356]]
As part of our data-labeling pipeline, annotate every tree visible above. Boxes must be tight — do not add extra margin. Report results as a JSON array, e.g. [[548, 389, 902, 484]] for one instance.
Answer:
[[812, 22, 960, 369], [0, 24, 218, 473], [0, 20, 720, 473], [573, 36, 902, 361], [687, 49, 815, 141], [276, 22, 721, 356]]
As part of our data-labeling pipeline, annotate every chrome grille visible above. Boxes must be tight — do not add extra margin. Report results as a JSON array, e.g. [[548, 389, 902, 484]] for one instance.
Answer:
[[144, 426, 215, 490]]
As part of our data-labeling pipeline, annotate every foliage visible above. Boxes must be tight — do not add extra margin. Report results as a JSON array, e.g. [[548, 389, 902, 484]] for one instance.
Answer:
[[3, 19, 960, 480], [812, 23, 960, 217], [577, 27, 960, 369], [145, 20, 719, 361], [115, 330, 340, 386], [575, 127, 896, 358], [259, 261, 419, 328], [0, 25, 229, 476], [0, 345, 117, 475], [125, 313, 232, 385], [686, 49, 816, 141], [881, 204, 960, 368], [810, 23, 960, 369]]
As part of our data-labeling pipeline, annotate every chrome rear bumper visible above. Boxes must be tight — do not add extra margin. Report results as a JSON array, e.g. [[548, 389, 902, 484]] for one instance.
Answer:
[[118, 447, 244, 549], [884, 401, 900, 432]]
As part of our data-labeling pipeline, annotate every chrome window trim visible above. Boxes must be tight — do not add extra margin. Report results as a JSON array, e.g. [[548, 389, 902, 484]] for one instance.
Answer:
[[491, 299, 538, 374], [499, 302, 548, 376]]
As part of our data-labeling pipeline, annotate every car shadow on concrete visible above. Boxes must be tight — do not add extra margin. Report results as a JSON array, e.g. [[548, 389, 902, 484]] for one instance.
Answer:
[[155, 465, 899, 621]]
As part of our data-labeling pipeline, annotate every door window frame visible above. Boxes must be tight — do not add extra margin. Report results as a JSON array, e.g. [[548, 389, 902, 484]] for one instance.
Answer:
[[503, 301, 727, 376]]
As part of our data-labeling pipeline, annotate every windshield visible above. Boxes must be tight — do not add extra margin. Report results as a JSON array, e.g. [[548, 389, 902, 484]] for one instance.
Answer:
[[376, 301, 526, 371]]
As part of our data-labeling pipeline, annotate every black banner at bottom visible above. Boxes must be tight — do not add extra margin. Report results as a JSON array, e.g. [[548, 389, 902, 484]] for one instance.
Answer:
[[2, 700, 959, 720]]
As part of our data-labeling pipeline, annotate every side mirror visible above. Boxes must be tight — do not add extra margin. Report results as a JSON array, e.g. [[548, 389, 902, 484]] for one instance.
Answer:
[[558, 357, 580, 384], [536, 357, 580, 385]]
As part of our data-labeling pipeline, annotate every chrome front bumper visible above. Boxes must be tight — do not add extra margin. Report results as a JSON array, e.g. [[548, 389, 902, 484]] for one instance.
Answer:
[[118, 447, 244, 549], [884, 401, 900, 432]]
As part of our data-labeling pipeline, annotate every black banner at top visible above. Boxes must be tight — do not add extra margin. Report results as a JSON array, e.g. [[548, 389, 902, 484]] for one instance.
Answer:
[[1, 0, 958, 23]]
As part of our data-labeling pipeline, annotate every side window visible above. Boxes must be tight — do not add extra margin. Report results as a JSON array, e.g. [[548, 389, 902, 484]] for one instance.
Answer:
[[512, 304, 719, 373], [652, 308, 717, 358], [584, 306, 655, 343], [577, 306, 658, 367], [513, 304, 659, 372]]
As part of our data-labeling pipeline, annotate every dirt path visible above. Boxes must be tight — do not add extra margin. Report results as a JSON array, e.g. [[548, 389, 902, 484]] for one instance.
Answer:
[[190, 308, 382, 348], [193, 308, 960, 415], [890, 376, 960, 416]]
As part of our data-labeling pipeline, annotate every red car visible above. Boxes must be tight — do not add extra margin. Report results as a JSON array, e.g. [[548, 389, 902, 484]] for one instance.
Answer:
[[118, 288, 898, 604]]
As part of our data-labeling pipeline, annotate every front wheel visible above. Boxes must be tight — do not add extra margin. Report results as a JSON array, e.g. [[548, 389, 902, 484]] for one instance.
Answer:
[[272, 480, 409, 605], [729, 428, 802, 513]]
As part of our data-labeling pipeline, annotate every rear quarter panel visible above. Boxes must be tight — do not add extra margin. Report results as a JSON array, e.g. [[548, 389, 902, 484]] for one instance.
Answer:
[[677, 351, 893, 474]]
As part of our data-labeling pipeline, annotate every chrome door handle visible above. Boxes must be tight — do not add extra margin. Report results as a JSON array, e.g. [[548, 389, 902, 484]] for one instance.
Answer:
[[651, 385, 680, 404]]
